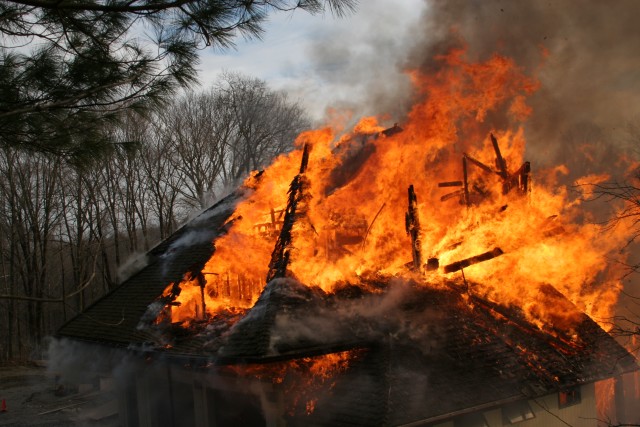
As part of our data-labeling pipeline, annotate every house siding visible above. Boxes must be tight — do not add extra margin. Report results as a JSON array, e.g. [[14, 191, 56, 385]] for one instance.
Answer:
[[431, 383, 596, 427], [525, 383, 596, 427]]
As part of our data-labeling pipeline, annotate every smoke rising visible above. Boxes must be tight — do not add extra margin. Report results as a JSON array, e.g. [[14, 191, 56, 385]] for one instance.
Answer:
[[48, 338, 133, 386], [309, 1, 640, 182], [303, 1, 420, 127], [405, 0, 640, 181], [116, 252, 149, 283], [268, 277, 445, 355]]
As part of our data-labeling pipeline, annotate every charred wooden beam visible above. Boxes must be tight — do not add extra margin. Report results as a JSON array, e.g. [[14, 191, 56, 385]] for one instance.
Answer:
[[503, 162, 531, 195], [521, 161, 530, 193], [405, 185, 423, 271], [299, 143, 310, 173], [490, 133, 509, 181], [462, 156, 470, 206], [195, 272, 207, 320], [426, 257, 439, 271], [438, 181, 463, 187], [443, 247, 504, 273], [381, 123, 403, 137], [516, 161, 531, 193], [463, 153, 495, 175], [266, 144, 311, 283]]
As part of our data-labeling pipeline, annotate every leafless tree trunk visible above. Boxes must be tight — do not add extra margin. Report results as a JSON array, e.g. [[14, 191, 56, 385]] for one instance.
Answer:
[[0, 149, 62, 356], [214, 72, 310, 189]]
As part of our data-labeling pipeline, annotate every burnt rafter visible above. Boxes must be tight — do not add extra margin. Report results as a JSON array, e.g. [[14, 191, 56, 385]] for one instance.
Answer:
[[443, 247, 504, 274], [490, 133, 509, 181], [266, 144, 312, 283], [506, 161, 531, 195], [439, 133, 531, 204], [464, 153, 494, 175], [405, 185, 423, 271]]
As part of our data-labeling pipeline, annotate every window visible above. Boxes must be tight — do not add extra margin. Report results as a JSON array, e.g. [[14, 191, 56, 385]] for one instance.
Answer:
[[454, 412, 489, 427], [558, 387, 581, 409], [502, 400, 535, 424]]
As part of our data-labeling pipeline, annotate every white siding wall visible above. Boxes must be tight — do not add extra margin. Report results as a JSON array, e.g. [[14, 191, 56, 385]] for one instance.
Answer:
[[524, 384, 596, 427], [430, 384, 596, 427]]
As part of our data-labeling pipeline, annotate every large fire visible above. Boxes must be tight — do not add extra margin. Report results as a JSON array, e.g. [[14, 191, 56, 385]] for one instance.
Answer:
[[158, 47, 629, 335]]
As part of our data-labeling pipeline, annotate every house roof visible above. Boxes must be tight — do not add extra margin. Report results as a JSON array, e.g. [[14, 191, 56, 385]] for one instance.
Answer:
[[268, 279, 637, 426], [57, 190, 242, 348], [206, 277, 636, 426], [57, 177, 638, 426]]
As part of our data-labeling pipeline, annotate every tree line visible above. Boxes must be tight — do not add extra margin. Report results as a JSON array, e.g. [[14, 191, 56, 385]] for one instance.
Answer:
[[0, 72, 309, 361]]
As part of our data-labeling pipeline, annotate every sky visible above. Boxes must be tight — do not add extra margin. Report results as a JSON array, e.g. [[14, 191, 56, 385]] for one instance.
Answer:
[[198, 0, 640, 179], [198, 0, 426, 124]]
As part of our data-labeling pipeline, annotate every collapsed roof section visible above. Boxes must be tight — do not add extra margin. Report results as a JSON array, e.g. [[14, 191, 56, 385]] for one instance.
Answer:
[[57, 124, 638, 425]]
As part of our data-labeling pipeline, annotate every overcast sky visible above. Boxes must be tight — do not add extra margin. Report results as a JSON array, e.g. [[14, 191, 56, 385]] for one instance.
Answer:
[[198, 0, 426, 124]]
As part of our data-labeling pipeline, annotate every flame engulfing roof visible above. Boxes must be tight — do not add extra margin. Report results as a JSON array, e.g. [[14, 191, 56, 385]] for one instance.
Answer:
[[58, 184, 637, 425], [59, 46, 640, 423], [57, 190, 243, 347], [57, 113, 640, 425]]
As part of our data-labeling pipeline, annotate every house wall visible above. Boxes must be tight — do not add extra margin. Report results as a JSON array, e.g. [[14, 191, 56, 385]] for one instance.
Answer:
[[119, 362, 284, 427], [526, 383, 596, 427], [431, 383, 597, 427], [122, 363, 604, 427]]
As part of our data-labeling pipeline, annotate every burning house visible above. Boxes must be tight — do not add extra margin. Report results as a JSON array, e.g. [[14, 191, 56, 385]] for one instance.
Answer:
[[57, 51, 638, 426]]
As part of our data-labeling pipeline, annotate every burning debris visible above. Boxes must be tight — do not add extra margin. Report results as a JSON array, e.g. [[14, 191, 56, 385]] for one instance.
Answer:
[[439, 133, 530, 206], [135, 49, 632, 368], [405, 185, 423, 272], [442, 247, 504, 274], [266, 143, 313, 284]]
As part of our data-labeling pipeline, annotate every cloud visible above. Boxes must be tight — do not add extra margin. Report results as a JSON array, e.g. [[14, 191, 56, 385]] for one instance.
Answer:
[[199, 1, 425, 124]]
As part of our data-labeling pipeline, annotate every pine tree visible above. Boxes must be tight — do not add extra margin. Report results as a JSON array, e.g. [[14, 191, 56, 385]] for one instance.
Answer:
[[0, 0, 356, 161]]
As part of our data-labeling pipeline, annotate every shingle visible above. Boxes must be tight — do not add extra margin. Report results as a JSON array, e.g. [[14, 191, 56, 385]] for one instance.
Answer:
[[57, 191, 243, 348]]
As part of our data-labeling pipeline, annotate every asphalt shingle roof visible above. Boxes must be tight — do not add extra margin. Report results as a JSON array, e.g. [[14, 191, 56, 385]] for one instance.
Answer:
[[57, 191, 242, 348]]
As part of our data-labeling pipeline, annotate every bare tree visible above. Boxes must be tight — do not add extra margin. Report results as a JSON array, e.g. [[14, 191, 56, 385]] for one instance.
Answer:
[[156, 90, 227, 209], [157, 74, 310, 207], [0, 149, 63, 356], [215, 71, 310, 186], [138, 128, 187, 240]]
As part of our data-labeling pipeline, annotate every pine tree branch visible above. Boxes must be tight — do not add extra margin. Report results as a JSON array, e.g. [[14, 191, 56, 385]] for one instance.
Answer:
[[7, 0, 198, 14], [0, 76, 138, 118]]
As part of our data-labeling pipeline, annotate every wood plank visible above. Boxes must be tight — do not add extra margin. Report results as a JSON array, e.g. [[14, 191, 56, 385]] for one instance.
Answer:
[[443, 247, 504, 273]]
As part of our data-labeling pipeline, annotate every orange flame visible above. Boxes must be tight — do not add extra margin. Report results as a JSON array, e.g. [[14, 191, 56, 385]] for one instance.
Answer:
[[161, 47, 629, 335], [224, 350, 356, 415]]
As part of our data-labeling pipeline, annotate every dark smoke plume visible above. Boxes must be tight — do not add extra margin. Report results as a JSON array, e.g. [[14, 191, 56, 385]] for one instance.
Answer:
[[405, 0, 640, 181]]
